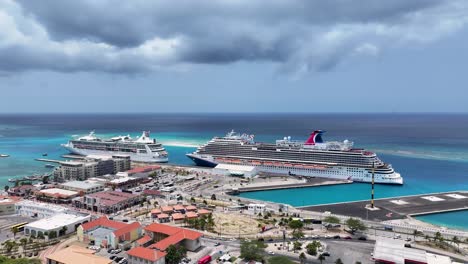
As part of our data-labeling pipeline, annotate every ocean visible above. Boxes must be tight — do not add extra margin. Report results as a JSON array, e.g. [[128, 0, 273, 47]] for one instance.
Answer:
[[0, 113, 467, 229]]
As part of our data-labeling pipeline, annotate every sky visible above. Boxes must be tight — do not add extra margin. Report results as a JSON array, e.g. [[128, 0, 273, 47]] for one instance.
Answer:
[[1, 0, 468, 113]]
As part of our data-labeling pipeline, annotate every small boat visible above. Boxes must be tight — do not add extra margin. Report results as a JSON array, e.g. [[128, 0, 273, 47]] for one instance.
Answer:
[[44, 164, 55, 168], [42, 153, 48, 156], [0, 154, 9, 158]]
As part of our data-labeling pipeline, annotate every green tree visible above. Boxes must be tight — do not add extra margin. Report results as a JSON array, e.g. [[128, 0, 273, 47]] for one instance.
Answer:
[[318, 254, 326, 264], [299, 252, 307, 264], [165, 244, 186, 264], [49, 230, 57, 239], [306, 241, 321, 256], [4, 185, 9, 192], [11, 226, 19, 238], [268, 256, 295, 264], [452, 236, 460, 252], [59, 226, 68, 236], [288, 220, 304, 239], [413, 230, 423, 241], [323, 216, 340, 224], [240, 240, 266, 262], [434, 232, 444, 245], [345, 218, 367, 232], [20, 237, 28, 249], [335, 258, 344, 264], [293, 241, 302, 252], [4, 240, 17, 253]]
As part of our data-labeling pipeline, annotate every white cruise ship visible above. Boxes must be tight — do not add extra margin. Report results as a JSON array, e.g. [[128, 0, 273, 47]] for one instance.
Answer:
[[187, 130, 403, 184], [62, 131, 168, 163]]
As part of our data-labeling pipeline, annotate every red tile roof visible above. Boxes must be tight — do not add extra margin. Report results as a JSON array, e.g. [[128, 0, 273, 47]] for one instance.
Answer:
[[173, 205, 185, 211], [151, 209, 162, 215], [113, 222, 140, 237], [86, 191, 138, 207], [185, 205, 197, 211], [136, 235, 152, 246], [198, 209, 212, 215], [186, 212, 198, 218], [143, 190, 161, 196], [127, 166, 161, 174], [172, 213, 185, 220], [81, 216, 127, 231], [127, 247, 166, 261], [145, 223, 202, 251], [157, 213, 170, 219], [161, 206, 173, 213]]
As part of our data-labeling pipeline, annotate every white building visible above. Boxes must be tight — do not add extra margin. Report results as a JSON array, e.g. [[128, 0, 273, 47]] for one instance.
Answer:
[[15, 200, 69, 218], [247, 203, 266, 214], [60, 180, 105, 194], [24, 213, 90, 237], [214, 164, 257, 177]]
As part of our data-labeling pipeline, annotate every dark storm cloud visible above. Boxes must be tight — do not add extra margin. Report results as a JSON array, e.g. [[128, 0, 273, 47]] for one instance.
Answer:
[[0, 0, 465, 74]]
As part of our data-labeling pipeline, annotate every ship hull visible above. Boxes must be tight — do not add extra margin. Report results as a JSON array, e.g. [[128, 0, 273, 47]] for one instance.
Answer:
[[63, 145, 168, 163], [186, 154, 403, 185]]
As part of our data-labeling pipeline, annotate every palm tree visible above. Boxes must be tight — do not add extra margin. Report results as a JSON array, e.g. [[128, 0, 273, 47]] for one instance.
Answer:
[[11, 226, 19, 238], [4, 240, 17, 253], [299, 252, 306, 264], [452, 236, 460, 252], [20, 238, 28, 249], [413, 230, 422, 241], [318, 254, 325, 264]]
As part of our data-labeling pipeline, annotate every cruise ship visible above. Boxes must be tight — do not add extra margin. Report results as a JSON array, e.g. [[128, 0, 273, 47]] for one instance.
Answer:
[[62, 131, 168, 163], [187, 130, 403, 184]]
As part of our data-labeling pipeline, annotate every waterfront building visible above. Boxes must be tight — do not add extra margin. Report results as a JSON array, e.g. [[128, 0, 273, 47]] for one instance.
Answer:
[[46, 245, 111, 264], [59, 180, 105, 194], [74, 191, 141, 213], [24, 213, 90, 237], [7, 184, 37, 197], [15, 200, 69, 218], [53, 155, 131, 182], [247, 203, 267, 215], [77, 216, 142, 249], [0, 196, 20, 215]]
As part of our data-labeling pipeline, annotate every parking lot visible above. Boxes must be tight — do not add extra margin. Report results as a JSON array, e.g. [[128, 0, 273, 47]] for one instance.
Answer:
[[95, 246, 128, 264], [0, 215, 35, 241]]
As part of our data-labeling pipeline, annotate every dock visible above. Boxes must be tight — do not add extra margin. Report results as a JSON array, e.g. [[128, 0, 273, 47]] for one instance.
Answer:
[[231, 178, 352, 193], [35, 158, 63, 164], [299, 191, 468, 222], [61, 154, 86, 159]]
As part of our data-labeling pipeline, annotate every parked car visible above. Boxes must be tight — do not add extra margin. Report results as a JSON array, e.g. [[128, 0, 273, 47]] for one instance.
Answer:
[[344, 236, 352, 240], [114, 248, 122, 254], [321, 252, 330, 257], [404, 243, 412, 248], [333, 235, 341, 239], [358, 236, 367, 241]]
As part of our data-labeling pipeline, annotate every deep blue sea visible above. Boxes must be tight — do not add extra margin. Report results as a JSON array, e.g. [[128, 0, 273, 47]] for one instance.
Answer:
[[0, 113, 467, 229]]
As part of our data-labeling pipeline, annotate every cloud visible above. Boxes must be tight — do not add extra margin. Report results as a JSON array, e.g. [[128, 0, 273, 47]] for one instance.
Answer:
[[1, 0, 468, 74]]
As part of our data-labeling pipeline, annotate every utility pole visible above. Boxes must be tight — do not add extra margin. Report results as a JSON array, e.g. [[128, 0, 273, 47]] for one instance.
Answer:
[[371, 161, 375, 208]]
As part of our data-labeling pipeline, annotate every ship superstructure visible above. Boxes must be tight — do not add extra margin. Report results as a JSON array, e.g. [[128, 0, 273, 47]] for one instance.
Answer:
[[187, 130, 403, 184], [62, 131, 168, 163]]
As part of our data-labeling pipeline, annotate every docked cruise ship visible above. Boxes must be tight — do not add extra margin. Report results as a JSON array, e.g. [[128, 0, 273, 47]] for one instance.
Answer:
[[187, 130, 403, 184], [62, 131, 168, 163]]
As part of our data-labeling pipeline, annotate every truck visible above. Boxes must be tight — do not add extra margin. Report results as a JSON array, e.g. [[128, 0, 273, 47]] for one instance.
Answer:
[[198, 255, 212, 264]]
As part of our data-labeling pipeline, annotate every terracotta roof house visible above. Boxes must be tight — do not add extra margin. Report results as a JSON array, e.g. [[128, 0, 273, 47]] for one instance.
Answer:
[[151, 208, 162, 218], [197, 209, 212, 216], [127, 246, 166, 264], [145, 223, 203, 252], [157, 213, 170, 223], [160, 206, 173, 214], [173, 204, 185, 212], [186, 211, 198, 219], [46, 245, 111, 264], [77, 216, 142, 249], [75, 191, 141, 214], [171, 213, 185, 224], [185, 205, 197, 211]]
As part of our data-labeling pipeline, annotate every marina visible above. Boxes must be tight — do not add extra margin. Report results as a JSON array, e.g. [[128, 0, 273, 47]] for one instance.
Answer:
[[299, 191, 468, 222]]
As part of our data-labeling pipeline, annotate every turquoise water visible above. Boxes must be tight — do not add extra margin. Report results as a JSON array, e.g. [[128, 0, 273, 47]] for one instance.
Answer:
[[415, 211, 468, 231], [1, 113, 468, 230]]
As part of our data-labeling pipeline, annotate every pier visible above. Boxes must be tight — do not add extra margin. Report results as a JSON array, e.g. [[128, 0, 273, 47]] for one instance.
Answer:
[[299, 191, 468, 222], [34, 158, 63, 164], [231, 178, 352, 193]]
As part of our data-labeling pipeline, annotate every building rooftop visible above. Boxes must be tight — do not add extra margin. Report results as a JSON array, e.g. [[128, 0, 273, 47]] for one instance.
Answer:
[[25, 213, 89, 230], [172, 213, 185, 220], [113, 221, 140, 237], [109, 177, 136, 184], [198, 209, 212, 215], [46, 245, 111, 264], [151, 209, 161, 214], [161, 206, 173, 212], [81, 216, 128, 231], [86, 191, 138, 206], [16, 200, 69, 212], [136, 234, 152, 246], [157, 213, 170, 219], [127, 247, 166, 262], [60, 180, 103, 190], [0, 196, 20, 205], [215, 163, 256, 172], [185, 205, 197, 211], [127, 165, 161, 175], [39, 188, 78, 198], [186, 212, 198, 218], [146, 223, 202, 251], [173, 205, 185, 211]]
